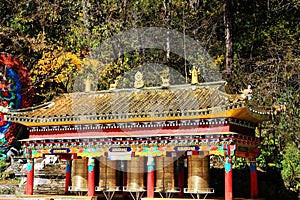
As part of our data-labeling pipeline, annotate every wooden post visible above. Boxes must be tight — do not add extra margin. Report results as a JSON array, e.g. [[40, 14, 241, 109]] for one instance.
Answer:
[[177, 157, 184, 197], [147, 155, 155, 198], [122, 160, 128, 199], [225, 157, 233, 200], [88, 158, 95, 196], [250, 158, 258, 198], [26, 158, 34, 195], [64, 160, 71, 194]]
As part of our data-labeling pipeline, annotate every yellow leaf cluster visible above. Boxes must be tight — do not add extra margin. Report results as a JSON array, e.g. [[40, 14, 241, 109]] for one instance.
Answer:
[[31, 48, 82, 88], [214, 55, 224, 66]]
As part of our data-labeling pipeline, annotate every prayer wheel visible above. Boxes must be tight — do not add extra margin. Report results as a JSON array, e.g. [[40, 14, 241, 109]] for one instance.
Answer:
[[156, 157, 164, 191], [127, 157, 145, 190], [187, 155, 209, 191], [164, 157, 175, 190], [99, 157, 106, 189], [99, 157, 117, 190], [71, 159, 88, 190], [156, 157, 175, 191], [106, 159, 117, 189]]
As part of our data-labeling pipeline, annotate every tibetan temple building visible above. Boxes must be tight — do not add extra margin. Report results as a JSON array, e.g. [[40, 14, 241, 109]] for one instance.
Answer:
[[4, 71, 273, 200]]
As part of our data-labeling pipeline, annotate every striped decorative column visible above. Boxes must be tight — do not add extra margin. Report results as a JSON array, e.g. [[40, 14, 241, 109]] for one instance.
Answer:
[[88, 158, 95, 196], [65, 160, 71, 194], [225, 157, 232, 200], [250, 158, 258, 198], [26, 158, 34, 195], [147, 155, 155, 198]]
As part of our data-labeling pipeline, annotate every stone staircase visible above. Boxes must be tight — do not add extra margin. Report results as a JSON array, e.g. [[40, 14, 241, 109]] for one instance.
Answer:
[[11, 156, 66, 195]]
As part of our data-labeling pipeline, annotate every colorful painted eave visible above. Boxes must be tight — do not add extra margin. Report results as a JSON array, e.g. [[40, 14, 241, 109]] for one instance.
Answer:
[[4, 83, 272, 126], [20, 130, 260, 159]]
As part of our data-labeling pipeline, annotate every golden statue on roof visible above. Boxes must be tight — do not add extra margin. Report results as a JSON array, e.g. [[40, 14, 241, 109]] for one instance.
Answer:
[[190, 66, 199, 85], [134, 71, 144, 89]]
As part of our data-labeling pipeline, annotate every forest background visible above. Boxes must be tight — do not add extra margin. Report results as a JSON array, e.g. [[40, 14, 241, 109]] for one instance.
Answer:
[[0, 0, 299, 199]]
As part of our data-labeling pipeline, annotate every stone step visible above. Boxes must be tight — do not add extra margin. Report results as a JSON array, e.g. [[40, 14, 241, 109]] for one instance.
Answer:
[[3, 195, 97, 200]]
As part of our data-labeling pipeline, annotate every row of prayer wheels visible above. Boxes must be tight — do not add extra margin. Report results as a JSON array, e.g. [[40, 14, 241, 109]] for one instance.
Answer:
[[70, 155, 209, 191], [71, 157, 117, 190]]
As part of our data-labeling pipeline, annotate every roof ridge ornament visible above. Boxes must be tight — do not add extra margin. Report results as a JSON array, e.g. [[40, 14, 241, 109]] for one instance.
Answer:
[[190, 66, 199, 85], [109, 80, 118, 90], [161, 76, 170, 88], [241, 85, 252, 100], [134, 71, 144, 89], [161, 68, 170, 88], [84, 76, 92, 92]]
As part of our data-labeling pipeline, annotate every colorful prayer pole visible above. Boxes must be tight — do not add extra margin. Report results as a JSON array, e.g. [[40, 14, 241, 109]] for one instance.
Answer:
[[65, 160, 71, 194], [26, 158, 34, 195], [250, 158, 258, 198], [147, 155, 155, 198], [225, 156, 233, 200], [88, 158, 95, 196]]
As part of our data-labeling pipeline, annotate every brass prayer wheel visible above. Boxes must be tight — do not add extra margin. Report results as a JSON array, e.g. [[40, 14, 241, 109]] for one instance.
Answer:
[[156, 157, 164, 191], [99, 157, 106, 189], [127, 157, 145, 190], [99, 156, 117, 190], [106, 160, 117, 189], [187, 155, 210, 192], [71, 159, 88, 190], [156, 156, 175, 191]]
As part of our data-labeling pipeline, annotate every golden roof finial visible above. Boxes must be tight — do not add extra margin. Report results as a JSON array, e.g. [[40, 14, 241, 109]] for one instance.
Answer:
[[161, 76, 170, 88], [190, 66, 199, 85], [134, 71, 144, 89], [84, 76, 91, 92], [109, 80, 118, 90], [241, 85, 252, 100], [161, 68, 170, 88]]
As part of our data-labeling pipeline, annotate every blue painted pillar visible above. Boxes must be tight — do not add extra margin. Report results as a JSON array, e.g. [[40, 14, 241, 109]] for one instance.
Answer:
[[147, 155, 155, 198], [88, 158, 95, 196], [225, 157, 233, 200], [26, 158, 34, 195], [250, 158, 258, 198], [65, 160, 71, 194]]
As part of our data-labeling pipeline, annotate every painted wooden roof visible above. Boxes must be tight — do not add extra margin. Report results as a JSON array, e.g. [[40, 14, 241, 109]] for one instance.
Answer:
[[5, 82, 271, 126]]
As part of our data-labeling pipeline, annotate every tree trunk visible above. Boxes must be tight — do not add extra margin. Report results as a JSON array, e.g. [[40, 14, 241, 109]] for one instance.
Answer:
[[224, 0, 233, 73]]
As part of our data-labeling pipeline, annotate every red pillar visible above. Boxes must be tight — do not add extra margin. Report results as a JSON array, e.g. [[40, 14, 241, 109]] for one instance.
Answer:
[[250, 158, 258, 198], [26, 158, 34, 195], [88, 158, 95, 196], [147, 156, 155, 198], [65, 160, 71, 194], [225, 157, 233, 200], [177, 157, 184, 197]]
